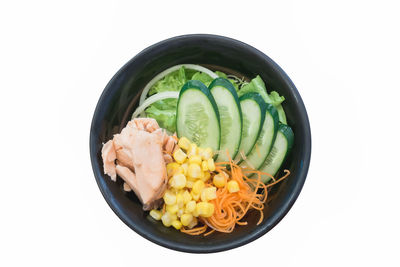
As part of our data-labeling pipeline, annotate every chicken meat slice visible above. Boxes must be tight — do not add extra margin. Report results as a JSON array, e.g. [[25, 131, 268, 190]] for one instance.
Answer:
[[101, 118, 174, 210], [101, 140, 117, 181]]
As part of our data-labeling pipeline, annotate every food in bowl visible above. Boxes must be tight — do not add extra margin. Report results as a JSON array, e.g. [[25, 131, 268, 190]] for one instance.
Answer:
[[101, 64, 294, 236]]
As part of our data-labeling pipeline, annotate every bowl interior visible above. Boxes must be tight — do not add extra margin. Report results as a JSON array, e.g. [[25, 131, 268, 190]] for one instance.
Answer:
[[90, 35, 311, 253]]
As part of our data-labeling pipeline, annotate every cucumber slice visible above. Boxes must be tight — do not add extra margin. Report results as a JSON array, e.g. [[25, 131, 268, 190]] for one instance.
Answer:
[[176, 80, 220, 152], [209, 78, 242, 161], [260, 124, 294, 183], [235, 93, 267, 162], [240, 104, 279, 170]]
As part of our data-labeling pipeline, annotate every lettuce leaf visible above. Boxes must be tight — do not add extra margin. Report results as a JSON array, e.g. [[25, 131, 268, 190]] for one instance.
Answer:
[[215, 71, 228, 79], [238, 75, 270, 101], [269, 91, 285, 105], [191, 72, 214, 86], [238, 75, 287, 123], [148, 67, 186, 96], [145, 98, 178, 132]]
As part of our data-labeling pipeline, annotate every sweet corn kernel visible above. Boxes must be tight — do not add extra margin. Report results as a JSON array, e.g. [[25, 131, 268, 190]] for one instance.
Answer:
[[163, 190, 176, 205], [187, 143, 198, 157], [204, 203, 215, 217], [187, 217, 198, 229], [196, 202, 207, 214], [161, 212, 176, 227], [196, 202, 215, 217], [200, 190, 206, 202], [178, 137, 191, 150], [199, 170, 204, 180], [177, 208, 184, 217], [188, 163, 201, 178], [166, 162, 180, 177], [176, 193, 184, 208], [185, 200, 196, 213], [173, 149, 187, 164], [227, 180, 240, 193], [186, 180, 194, 188], [177, 166, 186, 175], [189, 155, 202, 165], [149, 209, 162, 220], [166, 204, 179, 214], [180, 213, 193, 226], [191, 191, 200, 201], [201, 171, 211, 182], [161, 216, 172, 227], [201, 147, 213, 160], [182, 190, 192, 204], [192, 207, 199, 217], [170, 173, 186, 189], [172, 220, 182, 230], [201, 161, 209, 171], [201, 187, 217, 202], [188, 174, 197, 181], [192, 180, 205, 194], [180, 163, 188, 176], [207, 158, 215, 171], [213, 173, 227, 188], [171, 212, 178, 221]]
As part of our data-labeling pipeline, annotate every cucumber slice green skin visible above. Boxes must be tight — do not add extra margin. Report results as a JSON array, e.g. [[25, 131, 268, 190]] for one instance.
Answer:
[[209, 78, 242, 161], [176, 80, 221, 152], [240, 103, 279, 170], [236, 93, 267, 163], [260, 124, 294, 183]]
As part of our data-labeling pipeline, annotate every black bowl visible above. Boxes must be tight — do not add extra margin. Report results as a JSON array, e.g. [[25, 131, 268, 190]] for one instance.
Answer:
[[90, 34, 311, 253]]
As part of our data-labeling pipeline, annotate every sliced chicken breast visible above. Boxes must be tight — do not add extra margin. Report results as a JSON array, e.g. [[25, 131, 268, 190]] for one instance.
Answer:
[[101, 118, 174, 210]]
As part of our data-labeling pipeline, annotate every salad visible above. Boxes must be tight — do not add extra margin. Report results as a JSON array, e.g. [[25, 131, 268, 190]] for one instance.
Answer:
[[101, 64, 294, 235]]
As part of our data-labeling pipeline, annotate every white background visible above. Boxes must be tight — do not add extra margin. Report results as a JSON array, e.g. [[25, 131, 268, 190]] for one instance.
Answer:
[[1, 0, 399, 266]]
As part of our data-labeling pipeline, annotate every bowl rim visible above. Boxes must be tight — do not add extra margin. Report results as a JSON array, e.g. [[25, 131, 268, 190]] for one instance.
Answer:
[[90, 34, 311, 253]]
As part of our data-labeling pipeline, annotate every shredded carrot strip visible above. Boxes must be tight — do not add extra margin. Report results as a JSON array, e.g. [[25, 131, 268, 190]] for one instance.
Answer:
[[182, 151, 291, 236], [215, 165, 227, 172], [181, 224, 207, 235], [204, 229, 215, 236], [266, 170, 290, 188]]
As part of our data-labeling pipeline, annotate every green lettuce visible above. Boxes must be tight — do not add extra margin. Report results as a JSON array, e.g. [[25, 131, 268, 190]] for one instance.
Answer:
[[145, 98, 177, 132], [191, 72, 214, 86], [238, 75, 287, 123], [215, 71, 228, 79], [269, 91, 285, 105], [148, 67, 186, 96], [146, 67, 187, 132], [238, 75, 270, 101]]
